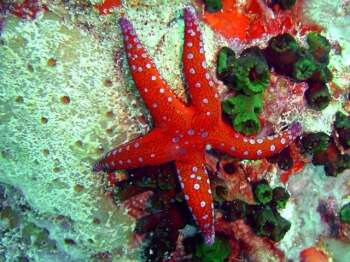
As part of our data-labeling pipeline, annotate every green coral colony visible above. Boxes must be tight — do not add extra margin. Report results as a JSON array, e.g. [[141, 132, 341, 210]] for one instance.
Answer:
[[218, 31, 333, 132], [113, 7, 350, 261], [216, 27, 350, 249]]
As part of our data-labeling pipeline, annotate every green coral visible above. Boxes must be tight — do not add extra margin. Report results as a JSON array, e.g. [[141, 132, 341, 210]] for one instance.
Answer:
[[204, 0, 223, 13], [334, 112, 350, 149], [293, 54, 318, 81], [216, 47, 269, 94], [222, 94, 263, 121], [216, 47, 236, 86], [271, 187, 290, 209], [222, 94, 263, 135], [324, 154, 350, 177], [277, 0, 296, 10], [307, 32, 331, 64], [269, 33, 299, 54], [221, 199, 248, 221], [253, 180, 273, 205], [340, 203, 350, 224], [300, 132, 330, 154], [311, 64, 333, 82], [218, 182, 291, 242], [264, 33, 300, 76], [233, 113, 260, 135], [278, 147, 294, 170], [195, 236, 231, 262], [305, 81, 331, 110], [218, 47, 268, 134], [232, 52, 270, 95], [335, 111, 350, 129], [252, 206, 291, 242]]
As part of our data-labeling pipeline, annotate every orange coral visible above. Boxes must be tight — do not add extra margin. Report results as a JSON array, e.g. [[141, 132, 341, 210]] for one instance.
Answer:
[[202, 0, 250, 40], [300, 246, 330, 262], [201, 0, 321, 42], [95, 0, 121, 15]]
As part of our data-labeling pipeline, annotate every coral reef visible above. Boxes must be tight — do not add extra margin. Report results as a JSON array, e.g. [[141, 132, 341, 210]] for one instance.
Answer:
[[94, 7, 302, 246]]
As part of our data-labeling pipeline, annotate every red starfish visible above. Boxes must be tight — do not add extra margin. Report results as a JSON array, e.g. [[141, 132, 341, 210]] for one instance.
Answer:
[[93, 8, 302, 244]]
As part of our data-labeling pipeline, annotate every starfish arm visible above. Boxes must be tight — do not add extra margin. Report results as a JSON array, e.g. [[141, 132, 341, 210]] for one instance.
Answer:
[[182, 8, 221, 120], [119, 17, 188, 127], [93, 128, 177, 172], [175, 153, 215, 245], [211, 122, 302, 160]]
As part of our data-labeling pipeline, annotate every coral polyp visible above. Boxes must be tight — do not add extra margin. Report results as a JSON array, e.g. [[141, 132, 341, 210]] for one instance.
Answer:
[[305, 81, 331, 110], [222, 94, 263, 135], [264, 33, 300, 76], [231, 51, 270, 95], [307, 32, 331, 64]]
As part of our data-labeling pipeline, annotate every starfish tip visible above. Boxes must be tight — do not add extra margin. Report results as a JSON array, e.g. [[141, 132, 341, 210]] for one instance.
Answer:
[[118, 17, 131, 29], [184, 6, 195, 20], [204, 232, 215, 246], [92, 162, 102, 172]]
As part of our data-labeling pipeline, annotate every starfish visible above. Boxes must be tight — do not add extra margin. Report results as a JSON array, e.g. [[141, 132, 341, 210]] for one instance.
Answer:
[[93, 8, 302, 244]]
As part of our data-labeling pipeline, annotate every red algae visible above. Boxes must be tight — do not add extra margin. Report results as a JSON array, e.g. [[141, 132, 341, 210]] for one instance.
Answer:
[[95, 0, 121, 16], [201, 0, 322, 42]]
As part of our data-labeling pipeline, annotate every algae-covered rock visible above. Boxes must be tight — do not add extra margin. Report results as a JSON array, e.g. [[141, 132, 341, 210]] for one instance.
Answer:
[[0, 0, 203, 260]]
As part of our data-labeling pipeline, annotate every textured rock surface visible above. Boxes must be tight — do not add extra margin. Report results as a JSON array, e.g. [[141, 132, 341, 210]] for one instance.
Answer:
[[0, 0, 223, 260]]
